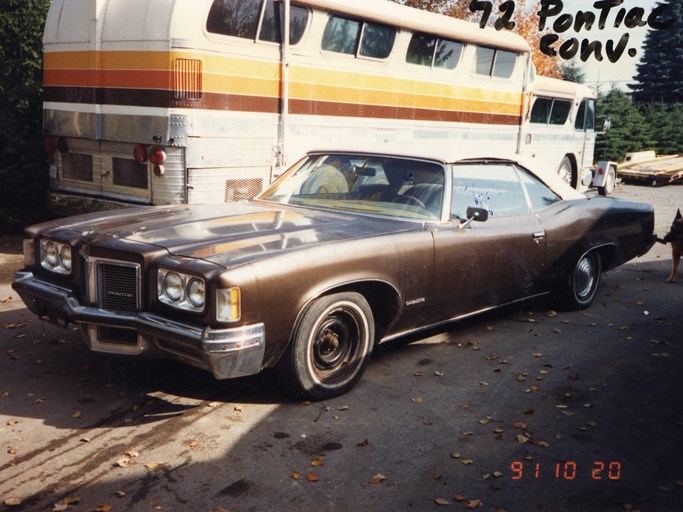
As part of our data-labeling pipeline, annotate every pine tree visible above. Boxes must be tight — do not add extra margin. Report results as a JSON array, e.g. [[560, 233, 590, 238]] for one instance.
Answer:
[[630, 0, 683, 104], [595, 88, 654, 161]]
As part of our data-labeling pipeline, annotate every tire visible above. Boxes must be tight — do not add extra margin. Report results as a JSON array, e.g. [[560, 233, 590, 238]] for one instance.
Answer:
[[598, 166, 616, 196], [277, 292, 375, 400], [558, 156, 577, 189], [560, 251, 602, 310]]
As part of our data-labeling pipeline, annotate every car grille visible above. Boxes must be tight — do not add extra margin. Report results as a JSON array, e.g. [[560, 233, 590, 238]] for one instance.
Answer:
[[98, 262, 140, 312]]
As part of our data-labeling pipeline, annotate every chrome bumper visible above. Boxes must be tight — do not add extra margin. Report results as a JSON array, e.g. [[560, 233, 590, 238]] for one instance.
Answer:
[[12, 271, 265, 380]]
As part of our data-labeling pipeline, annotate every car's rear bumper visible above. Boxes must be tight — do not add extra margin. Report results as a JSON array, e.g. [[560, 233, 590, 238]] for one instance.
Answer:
[[12, 271, 265, 380]]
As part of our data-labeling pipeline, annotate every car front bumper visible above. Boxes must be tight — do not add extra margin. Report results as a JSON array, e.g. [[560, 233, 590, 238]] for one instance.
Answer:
[[12, 271, 265, 380]]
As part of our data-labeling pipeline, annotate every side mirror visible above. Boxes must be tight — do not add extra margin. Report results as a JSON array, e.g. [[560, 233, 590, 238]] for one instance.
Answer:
[[458, 206, 489, 230], [466, 207, 489, 222]]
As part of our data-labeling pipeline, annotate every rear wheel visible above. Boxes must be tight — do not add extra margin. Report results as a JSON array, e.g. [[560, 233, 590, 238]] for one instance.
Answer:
[[559, 251, 602, 310], [277, 292, 375, 400]]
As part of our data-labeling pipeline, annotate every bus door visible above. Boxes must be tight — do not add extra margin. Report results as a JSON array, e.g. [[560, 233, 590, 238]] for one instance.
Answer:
[[575, 98, 596, 171]]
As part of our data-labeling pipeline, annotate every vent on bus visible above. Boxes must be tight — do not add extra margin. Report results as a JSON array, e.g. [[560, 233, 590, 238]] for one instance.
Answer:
[[225, 178, 263, 202], [61, 153, 94, 182], [113, 158, 148, 189], [173, 58, 203, 101]]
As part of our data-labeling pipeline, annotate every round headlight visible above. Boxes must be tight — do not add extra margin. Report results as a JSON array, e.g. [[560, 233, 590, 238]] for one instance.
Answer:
[[59, 245, 72, 272], [187, 278, 206, 308], [163, 271, 183, 301], [45, 241, 59, 267]]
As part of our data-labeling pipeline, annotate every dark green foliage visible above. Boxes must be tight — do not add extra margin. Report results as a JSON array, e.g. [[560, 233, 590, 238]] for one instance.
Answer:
[[560, 61, 586, 84], [630, 0, 683, 104], [640, 103, 683, 155], [595, 88, 654, 162], [0, 0, 52, 233]]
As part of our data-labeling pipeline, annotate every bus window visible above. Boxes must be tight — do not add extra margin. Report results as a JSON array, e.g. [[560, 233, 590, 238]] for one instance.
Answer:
[[206, 0, 260, 39], [407, 33, 462, 69], [475, 47, 495, 75], [323, 16, 396, 59], [407, 33, 435, 66], [549, 100, 571, 125], [492, 50, 516, 78], [207, 0, 308, 44], [359, 22, 396, 59], [259, 1, 309, 45], [476, 47, 516, 78], [435, 39, 463, 69], [574, 98, 596, 131], [531, 98, 570, 125], [530, 98, 552, 123]]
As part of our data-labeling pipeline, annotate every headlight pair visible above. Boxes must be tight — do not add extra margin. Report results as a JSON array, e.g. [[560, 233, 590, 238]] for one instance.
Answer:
[[40, 239, 72, 274], [158, 269, 205, 312]]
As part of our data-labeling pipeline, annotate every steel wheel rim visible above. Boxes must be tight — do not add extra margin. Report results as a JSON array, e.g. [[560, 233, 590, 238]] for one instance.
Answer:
[[310, 307, 362, 383]]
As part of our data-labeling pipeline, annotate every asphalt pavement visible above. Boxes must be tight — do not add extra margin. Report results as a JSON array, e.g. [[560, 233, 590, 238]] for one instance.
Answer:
[[0, 182, 681, 512]]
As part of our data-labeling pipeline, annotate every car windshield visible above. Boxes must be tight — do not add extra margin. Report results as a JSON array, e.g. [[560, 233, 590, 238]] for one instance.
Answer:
[[259, 154, 446, 221]]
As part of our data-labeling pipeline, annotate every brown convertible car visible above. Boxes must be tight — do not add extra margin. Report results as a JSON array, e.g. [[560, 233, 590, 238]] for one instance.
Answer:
[[13, 151, 655, 399]]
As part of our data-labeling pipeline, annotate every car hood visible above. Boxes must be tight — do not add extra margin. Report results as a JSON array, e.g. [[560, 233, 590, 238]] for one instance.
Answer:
[[52, 201, 416, 269]]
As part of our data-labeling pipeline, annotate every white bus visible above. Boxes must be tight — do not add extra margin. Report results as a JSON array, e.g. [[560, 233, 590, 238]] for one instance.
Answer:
[[42, 0, 597, 215]]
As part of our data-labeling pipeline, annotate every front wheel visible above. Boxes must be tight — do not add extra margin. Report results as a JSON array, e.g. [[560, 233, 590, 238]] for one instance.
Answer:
[[559, 251, 602, 310], [277, 292, 375, 400], [558, 156, 577, 189]]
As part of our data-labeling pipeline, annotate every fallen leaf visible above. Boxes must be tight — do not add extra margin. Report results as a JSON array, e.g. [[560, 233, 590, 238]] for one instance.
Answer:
[[292, 471, 301, 480], [124, 450, 139, 458], [357, 439, 369, 447], [93, 506, 113, 512], [337, 405, 349, 411], [451, 452, 461, 459], [114, 458, 132, 468], [4, 498, 22, 506], [467, 499, 483, 509], [307, 471, 319, 482], [435, 498, 450, 506], [145, 462, 164, 471], [461, 459, 474, 465], [311, 456, 325, 467], [516, 434, 529, 443], [368, 473, 386, 484]]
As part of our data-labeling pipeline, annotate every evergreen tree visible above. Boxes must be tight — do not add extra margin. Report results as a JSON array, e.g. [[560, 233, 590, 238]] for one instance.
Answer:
[[595, 88, 654, 162], [560, 61, 586, 84], [641, 103, 683, 154], [630, 0, 683, 104], [0, 0, 51, 232]]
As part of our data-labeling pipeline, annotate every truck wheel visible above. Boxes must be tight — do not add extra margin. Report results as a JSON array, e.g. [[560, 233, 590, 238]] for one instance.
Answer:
[[278, 292, 375, 400], [558, 157, 577, 188], [558, 250, 602, 310], [598, 165, 616, 196]]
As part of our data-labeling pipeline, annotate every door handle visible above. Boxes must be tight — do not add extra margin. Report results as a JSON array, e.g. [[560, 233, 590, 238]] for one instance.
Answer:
[[532, 232, 545, 245]]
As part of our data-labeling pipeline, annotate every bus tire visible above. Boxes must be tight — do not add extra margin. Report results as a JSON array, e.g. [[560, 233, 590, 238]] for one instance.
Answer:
[[558, 156, 577, 189]]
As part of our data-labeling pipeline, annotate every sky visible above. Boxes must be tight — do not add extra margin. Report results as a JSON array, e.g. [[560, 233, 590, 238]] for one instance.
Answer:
[[541, 0, 662, 91]]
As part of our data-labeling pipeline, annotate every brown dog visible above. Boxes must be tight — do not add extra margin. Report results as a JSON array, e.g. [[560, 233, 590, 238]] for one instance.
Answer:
[[663, 209, 683, 283]]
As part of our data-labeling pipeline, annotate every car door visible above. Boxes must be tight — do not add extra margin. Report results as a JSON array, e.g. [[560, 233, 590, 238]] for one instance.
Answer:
[[429, 162, 547, 322]]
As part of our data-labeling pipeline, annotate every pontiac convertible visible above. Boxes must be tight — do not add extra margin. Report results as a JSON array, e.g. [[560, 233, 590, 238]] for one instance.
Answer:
[[13, 151, 656, 399]]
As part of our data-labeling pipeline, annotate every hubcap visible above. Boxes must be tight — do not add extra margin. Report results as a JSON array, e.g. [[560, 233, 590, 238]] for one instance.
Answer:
[[574, 256, 596, 299]]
